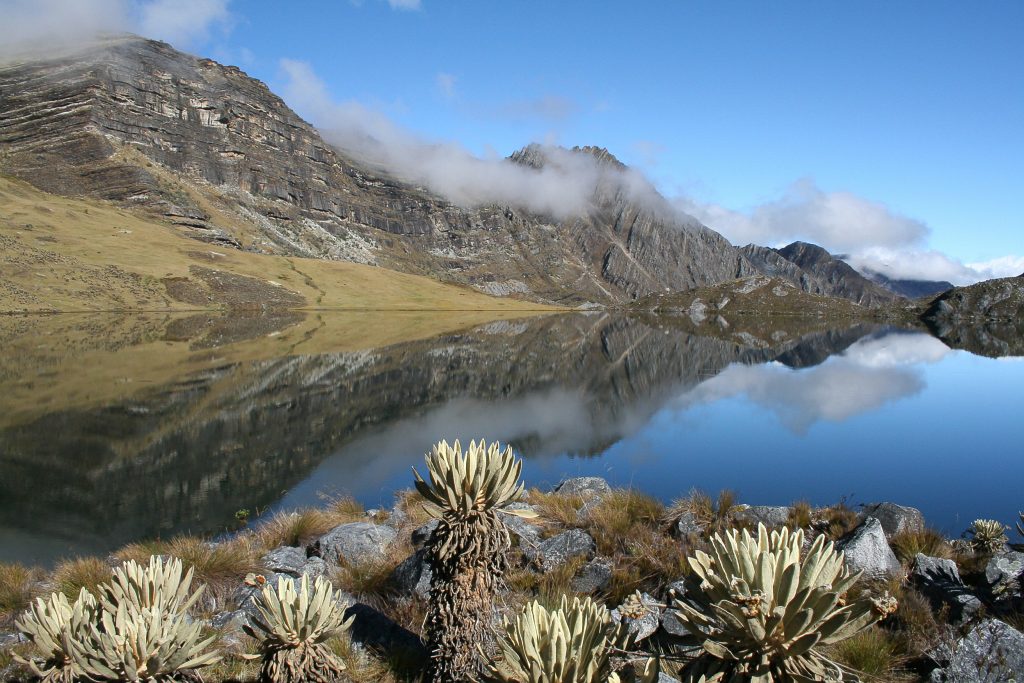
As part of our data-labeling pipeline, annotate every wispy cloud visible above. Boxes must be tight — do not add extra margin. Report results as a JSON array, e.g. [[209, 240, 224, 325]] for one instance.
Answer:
[[0, 0, 233, 56], [435, 71, 457, 99], [386, 0, 421, 10], [277, 58, 661, 220]]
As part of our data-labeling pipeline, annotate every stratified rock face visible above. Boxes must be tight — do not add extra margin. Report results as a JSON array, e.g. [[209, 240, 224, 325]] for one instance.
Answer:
[[0, 36, 753, 305], [774, 242, 900, 307]]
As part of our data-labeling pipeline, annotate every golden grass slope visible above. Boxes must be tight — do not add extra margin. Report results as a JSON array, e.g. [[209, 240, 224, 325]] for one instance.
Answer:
[[0, 175, 559, 313]]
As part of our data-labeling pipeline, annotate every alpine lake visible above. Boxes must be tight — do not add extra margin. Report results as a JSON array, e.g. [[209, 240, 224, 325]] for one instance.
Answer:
[[1, 309, 1021, 566]]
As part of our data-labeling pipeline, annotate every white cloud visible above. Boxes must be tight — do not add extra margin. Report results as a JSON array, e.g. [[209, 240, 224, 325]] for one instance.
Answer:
[[435, 71, 457, 99], [0, 0, 232, 57], [678, 178, 928, 253], [670, 332, 944, 433], [847, 247, 1024, 286], [136, 0, 230, 48], [278, 59, 664, 220], [386, 0, 421, 9], [966, 254, 1024, 280]]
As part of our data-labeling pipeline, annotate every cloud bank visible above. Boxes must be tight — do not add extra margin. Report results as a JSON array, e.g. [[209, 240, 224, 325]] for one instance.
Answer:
[[0, 0, 232, 57], [278, 59, 662, 220]]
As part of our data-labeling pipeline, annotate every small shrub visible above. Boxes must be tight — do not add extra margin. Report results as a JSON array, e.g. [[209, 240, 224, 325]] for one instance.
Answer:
[[890, 528, 953, 566], [120, 537, 258, 606], [967, 519, 1008, 554], [51, 557, 110, 602], [670, 524, 897, 681], [243, 574, 354, 683], [484, 595, 654, 683], [14, 588, 97, 682]]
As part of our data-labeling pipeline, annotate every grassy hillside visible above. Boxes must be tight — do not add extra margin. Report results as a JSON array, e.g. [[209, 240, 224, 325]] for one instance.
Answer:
[[0, 175, 558, 313]]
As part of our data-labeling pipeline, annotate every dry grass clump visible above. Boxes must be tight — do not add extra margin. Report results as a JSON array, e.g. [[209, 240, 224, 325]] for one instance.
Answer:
[[581, 490, 663, 555], [890, 528, 953, 566], [0, 562, 40, 624], [819, 501, 861, 540], [332, 555, 399, 599], [50, 556, 111, 601], [392, 489, 434, 529], [787, 499, 814, 529], [116, 534, 260, 604], [670, 488, 740, 536], [253, 501, 365, 550], [828, 626, 909, 681], [526, 488, 585, 528]]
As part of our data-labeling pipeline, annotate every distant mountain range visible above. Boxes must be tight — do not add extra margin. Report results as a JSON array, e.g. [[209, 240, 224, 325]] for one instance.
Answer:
[[0, 35, 979, 310]]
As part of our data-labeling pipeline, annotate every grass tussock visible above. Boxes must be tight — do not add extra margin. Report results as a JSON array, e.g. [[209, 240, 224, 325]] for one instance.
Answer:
[[819, 502, 860, 540], [787, 500, 814, 529], [51, 556, 111, 601], [829, 626, 909, 681], [392, 489, 434, 531], [526, 488, 585, 529], [680, 489, 741, 536], [254, 500, 365, 550], [117, 535, 260, 604], [581, 490, 663, 555], [0, 562, 40, 624], [890, 528, 953, 566]]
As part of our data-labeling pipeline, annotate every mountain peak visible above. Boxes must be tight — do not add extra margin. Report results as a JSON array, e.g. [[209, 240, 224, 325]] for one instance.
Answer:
[[507, 143, 625, 170]]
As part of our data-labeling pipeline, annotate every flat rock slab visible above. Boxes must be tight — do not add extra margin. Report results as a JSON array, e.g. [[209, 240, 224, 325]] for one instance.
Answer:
[[313, 522, 397, 565], [736, 505, 792, 528], [929, 619, 1024, 682], [860, 502, 925, 537], [837, 517, 901, 580]]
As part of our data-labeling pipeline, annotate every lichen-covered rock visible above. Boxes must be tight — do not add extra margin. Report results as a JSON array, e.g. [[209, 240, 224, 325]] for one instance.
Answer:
[[312, 521, 397, 565], [611, 592, 661, 643], [553, 476, 611, 499], [836, 517, 901, 579], [912, 553, 982, 621], [985, 549, 1024, 600], [671, 511, 702, 537], [735, 505, 792, 528], [526, 529, 596, 570], [860, 502, 925, 537], [929, 619, 1024, 682], [261, 545, 307, 575], [570, 558, 613, 594]]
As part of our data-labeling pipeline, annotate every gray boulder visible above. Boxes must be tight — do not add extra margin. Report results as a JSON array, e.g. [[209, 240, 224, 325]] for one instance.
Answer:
[[860, 502, 925, 537], [837, 517, 901, 580], [736, 505, 792, 528], [527, 529, 596, 571], [262, 546, 307, 575], [313, 522, 397, 565], [553, 477, 610, 499], [231, 571, 281, 614], [502, 503, 544, 548], [611, 592, 661, 642], [985, 549, 1024, 600], [571, 558, 613, 594], [390, 549, 432, 599], [209, 609, 250, 632], [912, 553, 982, 621], [410, 519, 439, 548], [929, 619, 1024, 682]]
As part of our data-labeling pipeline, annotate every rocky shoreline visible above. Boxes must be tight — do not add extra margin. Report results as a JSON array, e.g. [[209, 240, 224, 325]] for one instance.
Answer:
[[2, 478, 1022, 682]]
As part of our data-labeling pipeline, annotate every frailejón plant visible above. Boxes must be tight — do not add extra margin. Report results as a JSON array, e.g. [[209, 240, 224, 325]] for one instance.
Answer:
[[413, 438, 534, 682], [14, 588, 97, 683], [485, 595, 656, 683], [242, 574, 354, 683], [74, 601, 220, 682], [670, 524, 896, 682], [967, 519, 1008, 554], [99, 556, 203, 614]]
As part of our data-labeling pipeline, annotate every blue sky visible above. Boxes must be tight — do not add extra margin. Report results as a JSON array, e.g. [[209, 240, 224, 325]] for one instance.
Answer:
[[3, 0, 1022, 282]]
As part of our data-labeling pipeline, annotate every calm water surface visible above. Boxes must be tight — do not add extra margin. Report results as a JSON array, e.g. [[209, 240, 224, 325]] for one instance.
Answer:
[[1, 311, 1020, 565]]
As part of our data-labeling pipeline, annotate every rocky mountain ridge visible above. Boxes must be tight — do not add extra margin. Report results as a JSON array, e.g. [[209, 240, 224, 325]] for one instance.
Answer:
[[0, 35, 760, 306]]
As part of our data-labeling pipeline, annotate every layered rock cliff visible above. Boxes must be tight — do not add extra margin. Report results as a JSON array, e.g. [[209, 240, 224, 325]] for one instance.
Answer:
[[0, 35, 758, 305]]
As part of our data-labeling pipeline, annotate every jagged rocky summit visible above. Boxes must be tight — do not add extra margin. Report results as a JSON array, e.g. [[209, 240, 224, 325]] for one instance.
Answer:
[[0, 34, 940, 309]]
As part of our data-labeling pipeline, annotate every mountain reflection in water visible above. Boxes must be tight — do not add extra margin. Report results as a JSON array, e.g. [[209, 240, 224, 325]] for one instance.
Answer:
[[0, 311, 1020, 565]]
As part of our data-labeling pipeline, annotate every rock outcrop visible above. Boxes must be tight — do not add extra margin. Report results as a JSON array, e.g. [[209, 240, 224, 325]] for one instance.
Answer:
[[774, 242, 900, 307], [0, 35, 758, 306], [922, 276, 1024, 356]]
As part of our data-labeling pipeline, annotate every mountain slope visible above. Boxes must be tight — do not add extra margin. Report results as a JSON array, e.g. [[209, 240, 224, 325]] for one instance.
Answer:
[[0, 175, 554, 313], [774, 242, 900, 306], [861, 269, 953, 298], [0, 35, 755, 305]]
